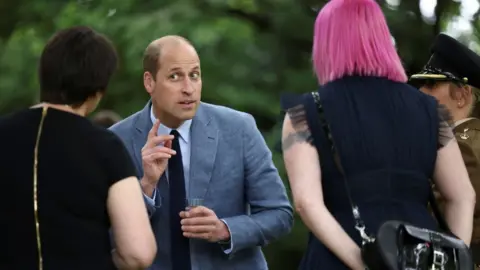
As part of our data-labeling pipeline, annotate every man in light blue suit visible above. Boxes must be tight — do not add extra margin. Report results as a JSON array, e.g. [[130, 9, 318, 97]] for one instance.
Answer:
[[110, 35, 293, 270]]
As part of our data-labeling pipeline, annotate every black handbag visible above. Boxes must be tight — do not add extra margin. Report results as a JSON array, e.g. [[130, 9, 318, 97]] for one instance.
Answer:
[[310, 91, 474, 270]]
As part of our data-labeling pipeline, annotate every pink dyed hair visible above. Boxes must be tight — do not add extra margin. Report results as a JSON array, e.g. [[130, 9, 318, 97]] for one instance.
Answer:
[[312, 0, 407, 85]]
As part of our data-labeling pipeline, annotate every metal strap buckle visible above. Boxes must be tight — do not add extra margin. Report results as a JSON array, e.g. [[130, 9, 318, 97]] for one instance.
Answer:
[[431, 248, 447, 270], [414, 243, 428, 266], [352, 206, 375, 244], [354, 224, 375, 244]]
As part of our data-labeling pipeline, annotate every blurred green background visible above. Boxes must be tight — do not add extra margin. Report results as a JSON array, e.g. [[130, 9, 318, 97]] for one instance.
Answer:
[[1, 0, 479, 268]]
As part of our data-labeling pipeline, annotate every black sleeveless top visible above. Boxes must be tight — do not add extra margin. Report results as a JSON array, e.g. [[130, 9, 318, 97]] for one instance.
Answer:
[[281, 76, 454, 270]]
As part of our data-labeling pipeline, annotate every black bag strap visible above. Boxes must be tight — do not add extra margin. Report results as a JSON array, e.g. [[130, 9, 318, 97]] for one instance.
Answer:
[[310, 91, 375, 244], [310, 91, 451, 242]]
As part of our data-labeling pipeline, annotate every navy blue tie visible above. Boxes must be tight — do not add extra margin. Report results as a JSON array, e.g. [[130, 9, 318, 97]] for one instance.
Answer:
[[169, 130, 191, 270]]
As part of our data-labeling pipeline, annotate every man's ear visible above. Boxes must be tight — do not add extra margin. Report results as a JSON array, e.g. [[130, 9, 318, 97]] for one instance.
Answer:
[[143, 72, 155, 94]]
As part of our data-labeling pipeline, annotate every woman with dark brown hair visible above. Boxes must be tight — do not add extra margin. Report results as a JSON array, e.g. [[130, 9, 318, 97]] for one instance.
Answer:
[[0, 26, 157, 270]]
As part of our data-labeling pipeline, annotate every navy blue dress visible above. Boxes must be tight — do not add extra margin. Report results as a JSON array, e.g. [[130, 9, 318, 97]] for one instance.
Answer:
[[281, 76, 454, 270]]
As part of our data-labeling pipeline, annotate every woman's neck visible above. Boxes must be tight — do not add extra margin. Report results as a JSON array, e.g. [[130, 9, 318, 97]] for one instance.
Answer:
[[31, 103, 87, 117]]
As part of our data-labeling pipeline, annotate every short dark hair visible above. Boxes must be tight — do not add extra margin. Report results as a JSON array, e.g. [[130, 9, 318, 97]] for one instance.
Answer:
[[39, 26, 118, 107], [142, 44, 161, 80]]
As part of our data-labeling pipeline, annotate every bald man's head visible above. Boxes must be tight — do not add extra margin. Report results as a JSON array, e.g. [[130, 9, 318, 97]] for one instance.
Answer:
[[142, 35, 194, 80], [143, 35, 201, 128]]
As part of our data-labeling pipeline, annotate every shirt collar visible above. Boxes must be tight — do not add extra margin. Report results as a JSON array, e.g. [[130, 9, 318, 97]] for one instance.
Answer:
[[454, 117, 475, 128], [149, 105, 192, 143]]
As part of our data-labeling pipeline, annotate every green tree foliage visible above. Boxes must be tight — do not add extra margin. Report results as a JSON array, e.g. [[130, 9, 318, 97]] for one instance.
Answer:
[[0, 0, 474, 268]]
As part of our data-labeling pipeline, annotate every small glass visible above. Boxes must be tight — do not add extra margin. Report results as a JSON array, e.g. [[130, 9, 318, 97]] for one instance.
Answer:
[[185, 198, 204, 210]]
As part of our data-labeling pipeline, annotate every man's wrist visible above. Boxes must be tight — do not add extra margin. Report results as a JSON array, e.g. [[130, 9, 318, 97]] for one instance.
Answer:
[[217, 220, 231, 242], [140, 177, 156, 197], [218, 239, 231, 244]]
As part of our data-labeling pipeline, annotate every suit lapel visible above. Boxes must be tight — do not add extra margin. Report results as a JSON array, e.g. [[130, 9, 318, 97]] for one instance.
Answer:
[[132, 102, 153, 170], [131, 102, 218, 200], [189, 104, 219, 199]]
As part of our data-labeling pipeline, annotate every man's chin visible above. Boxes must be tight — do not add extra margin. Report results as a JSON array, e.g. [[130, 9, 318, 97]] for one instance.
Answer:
[[178, 111, 197, 121]]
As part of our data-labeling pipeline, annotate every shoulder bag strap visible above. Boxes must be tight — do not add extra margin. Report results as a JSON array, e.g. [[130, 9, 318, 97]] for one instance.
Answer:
[[311, 91, 450, 236], [311, 91, 375, 244]]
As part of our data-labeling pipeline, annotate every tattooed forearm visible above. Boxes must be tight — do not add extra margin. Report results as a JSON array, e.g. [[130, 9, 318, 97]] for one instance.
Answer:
[[282, 130, 311, 151]]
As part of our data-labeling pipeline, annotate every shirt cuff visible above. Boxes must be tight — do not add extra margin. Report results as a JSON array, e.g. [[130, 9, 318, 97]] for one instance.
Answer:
[[151, 189, 157, 201], [144, 188, 156, 203], [219, 219, 233, 254], [143, 189, 158, 217]]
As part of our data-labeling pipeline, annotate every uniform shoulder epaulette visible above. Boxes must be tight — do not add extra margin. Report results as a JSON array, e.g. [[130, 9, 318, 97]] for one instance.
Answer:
[[456, 118, 480, 141], [458, 127, 473, 140]]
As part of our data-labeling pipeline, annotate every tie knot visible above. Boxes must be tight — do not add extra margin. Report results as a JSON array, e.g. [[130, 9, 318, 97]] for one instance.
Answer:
[[170, 129, 180, 137]]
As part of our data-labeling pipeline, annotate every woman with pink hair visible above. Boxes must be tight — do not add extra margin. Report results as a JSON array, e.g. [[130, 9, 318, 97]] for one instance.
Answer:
[[281, 0, 475, 269]]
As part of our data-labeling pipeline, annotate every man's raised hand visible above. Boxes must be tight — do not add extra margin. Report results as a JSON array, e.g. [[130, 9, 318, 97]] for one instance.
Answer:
[[140, 119, 176, 197]]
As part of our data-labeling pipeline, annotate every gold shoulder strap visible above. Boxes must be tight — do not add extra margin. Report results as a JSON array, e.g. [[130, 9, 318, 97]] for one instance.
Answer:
[[33, 106, 48, 270]]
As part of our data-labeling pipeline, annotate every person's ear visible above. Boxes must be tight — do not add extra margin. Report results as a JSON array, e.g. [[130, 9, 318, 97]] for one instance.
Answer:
[[144, 72, 156, 94], [458, 84, 472, 108]]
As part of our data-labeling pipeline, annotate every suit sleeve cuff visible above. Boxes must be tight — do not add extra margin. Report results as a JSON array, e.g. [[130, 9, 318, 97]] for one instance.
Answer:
[[219, 219, 233, 254]]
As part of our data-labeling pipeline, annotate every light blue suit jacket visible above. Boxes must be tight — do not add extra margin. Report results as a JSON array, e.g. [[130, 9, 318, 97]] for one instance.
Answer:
[[109, 101, 293, 270]]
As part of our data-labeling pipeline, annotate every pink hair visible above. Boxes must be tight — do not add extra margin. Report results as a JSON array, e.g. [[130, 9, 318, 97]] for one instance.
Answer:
[[312, 0, 407, 85]]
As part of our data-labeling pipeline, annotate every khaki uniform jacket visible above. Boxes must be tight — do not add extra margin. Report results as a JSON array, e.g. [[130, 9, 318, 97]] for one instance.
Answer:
[[454, 118, 480, 245], [433, 118, 480, 265]]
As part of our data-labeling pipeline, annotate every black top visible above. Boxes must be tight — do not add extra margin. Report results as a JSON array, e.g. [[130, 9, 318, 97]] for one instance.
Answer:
[[281, 76, 455, 270], [0, 107, 136, 270]]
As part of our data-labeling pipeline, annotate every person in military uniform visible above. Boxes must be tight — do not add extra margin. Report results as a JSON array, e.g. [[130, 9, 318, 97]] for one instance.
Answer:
[[410, 33, 480, 264]]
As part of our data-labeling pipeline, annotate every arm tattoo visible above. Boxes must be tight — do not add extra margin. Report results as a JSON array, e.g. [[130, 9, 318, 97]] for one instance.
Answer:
[[282, 130, 311, 151]]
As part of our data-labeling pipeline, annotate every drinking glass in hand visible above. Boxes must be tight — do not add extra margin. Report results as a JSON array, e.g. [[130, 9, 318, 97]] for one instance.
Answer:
[[185, 198, 204, 210]]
